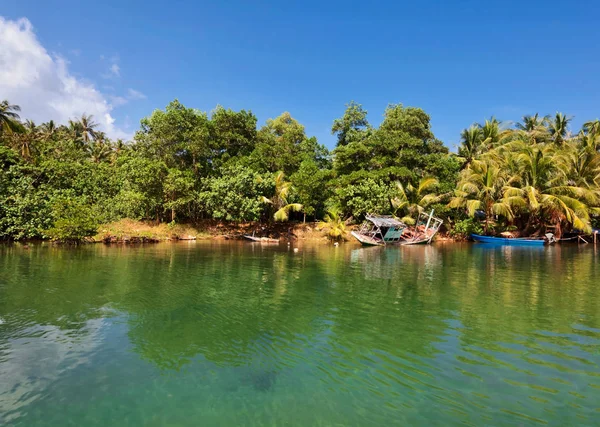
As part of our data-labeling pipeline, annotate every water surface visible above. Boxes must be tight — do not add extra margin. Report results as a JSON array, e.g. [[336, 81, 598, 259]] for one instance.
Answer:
[[1, 242, 599, 426]]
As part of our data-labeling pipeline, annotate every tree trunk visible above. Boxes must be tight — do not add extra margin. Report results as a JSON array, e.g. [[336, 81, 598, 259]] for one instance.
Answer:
[[171, 208, 175, 222]]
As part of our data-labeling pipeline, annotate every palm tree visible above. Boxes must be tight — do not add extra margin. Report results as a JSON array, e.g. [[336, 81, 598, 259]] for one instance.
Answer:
[[581, 119, 600, 151], [16, 120, 39, 160], [41, 120, 58, 141], [68, 119, 84, 145], [503, 143, 595, 235], [0, 100, 21, 134], [317, 209, 347, 241], [457, 125, 483, 168], [481, 117, 513, 149], [78, 114, 99, 144], [111, 139, 127, 164], [391, 177, 442, 225], [563, 143, 600, 189], [449, 158, 514, 233], [516, 113, 550, 144], [261, 171, 303, 221], [548, 112, 572, 145]]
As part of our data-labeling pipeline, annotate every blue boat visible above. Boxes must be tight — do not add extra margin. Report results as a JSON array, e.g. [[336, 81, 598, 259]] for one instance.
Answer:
[[471, 234, 547, 246]]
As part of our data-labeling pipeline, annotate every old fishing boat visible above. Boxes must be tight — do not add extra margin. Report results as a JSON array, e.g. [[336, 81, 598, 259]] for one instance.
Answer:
[[244, 233, 280, 243], [471, 233, 555, 246], [351, 215, 407, 246], [400, 210, 443, 245]]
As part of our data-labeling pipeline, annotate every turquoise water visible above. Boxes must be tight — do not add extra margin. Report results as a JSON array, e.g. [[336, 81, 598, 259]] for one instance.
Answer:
[[0, 242, 599, 426]]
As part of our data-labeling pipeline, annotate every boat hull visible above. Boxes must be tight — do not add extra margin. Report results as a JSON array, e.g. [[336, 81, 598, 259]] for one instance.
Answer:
[[471, 234, 546, 246], [244, 235, 280, 243], [351, 231, 384, 246]]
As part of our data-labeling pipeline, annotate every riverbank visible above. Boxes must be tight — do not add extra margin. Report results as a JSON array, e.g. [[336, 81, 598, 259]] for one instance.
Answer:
[[93, 219, 332, 244]]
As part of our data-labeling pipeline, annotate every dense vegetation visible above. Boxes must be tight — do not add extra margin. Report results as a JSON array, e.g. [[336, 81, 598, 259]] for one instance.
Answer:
[[0, 98, 598, 241]]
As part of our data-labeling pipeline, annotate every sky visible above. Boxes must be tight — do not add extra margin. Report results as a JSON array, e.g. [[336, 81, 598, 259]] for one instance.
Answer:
[[1, 0, 600, 150]]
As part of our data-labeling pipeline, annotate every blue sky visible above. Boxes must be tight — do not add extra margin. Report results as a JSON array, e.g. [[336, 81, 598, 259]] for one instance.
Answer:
[[2, 0, 600, 150]]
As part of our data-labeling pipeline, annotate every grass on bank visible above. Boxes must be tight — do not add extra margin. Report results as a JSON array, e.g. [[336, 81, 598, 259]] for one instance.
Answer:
[[94, 219, 208, 243]]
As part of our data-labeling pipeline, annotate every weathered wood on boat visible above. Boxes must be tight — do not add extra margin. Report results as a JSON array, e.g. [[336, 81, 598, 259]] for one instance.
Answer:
[[350, 231, 385, 246], [351, 215, 406, 246], [243, 235, 280, 243]]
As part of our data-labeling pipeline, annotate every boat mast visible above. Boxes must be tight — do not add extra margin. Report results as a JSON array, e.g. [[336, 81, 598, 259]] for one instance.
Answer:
[[424, 209, 434, 232]]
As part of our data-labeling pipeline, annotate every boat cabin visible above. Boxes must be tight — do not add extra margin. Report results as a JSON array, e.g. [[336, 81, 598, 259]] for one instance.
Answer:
[[351, 215, 407, 246]]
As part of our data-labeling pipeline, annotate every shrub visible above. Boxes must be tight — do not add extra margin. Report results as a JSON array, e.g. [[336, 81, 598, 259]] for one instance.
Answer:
[[448, 218, 483, 240], [46, 197, 99, 242]]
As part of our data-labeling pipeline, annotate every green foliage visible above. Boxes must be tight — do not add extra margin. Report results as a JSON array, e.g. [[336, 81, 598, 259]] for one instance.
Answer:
[[3, 96, 599, 242], [46, 197, 99, 242], [448, 218, 484, 240], [331, 101, 370, 147], [336, 178, 394, 219], [199, 165, 272, 222], [260, 171, 303, 222], [290, 160, 333, 219], [317, 209, 347, 241]]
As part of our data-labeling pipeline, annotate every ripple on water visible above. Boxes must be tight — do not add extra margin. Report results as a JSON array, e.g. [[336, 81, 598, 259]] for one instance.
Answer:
[[1, 242, 600, 426]]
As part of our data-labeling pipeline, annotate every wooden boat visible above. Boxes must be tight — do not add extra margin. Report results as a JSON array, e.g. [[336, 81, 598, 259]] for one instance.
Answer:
[[471, 234, 549, 246], [400, 210, 443, 245], [243, 235, 280, 243], [351, 215, 407, 246]]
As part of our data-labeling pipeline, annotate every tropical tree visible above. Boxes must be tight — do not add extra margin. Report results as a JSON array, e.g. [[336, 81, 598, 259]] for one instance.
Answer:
[[331, 101, 370, 147], [481, 117, 512, 149], [457, 125, 483, 168], [41, 120, 58, 141], [0, 100, 21, 134], [78, 114, 99, 144], [548, 112, 572, 145], [503, 143, 596, 235], [261, 171, 302, 221], [515, 113, 550, 144], [449, 157, 514, 232], [391, 177, 442, 224], [563, 143, 600, 189], [581, 119, 600, 151], [317, 209, 347, 241]]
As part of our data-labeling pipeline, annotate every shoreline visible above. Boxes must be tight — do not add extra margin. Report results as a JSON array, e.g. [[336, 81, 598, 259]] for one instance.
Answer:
[[1, 218, 464, 245]]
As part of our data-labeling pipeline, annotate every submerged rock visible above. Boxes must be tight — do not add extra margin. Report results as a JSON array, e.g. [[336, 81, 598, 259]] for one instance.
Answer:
[[244, 370, 277, 392]]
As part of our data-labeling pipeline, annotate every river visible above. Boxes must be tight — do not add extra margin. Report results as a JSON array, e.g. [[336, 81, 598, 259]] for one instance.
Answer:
[[0, 242, 599, 425]]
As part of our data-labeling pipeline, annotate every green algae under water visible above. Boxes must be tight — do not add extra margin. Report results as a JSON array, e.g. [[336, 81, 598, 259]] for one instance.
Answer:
[[0, 242, 599, 426]]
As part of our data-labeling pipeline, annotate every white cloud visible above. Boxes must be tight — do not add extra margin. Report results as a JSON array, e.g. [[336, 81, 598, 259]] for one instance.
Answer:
[[109, 63, 120, 76], [109, 95, 128, 106], [0, 16, 131, 140], [127, 88, 146, 100]]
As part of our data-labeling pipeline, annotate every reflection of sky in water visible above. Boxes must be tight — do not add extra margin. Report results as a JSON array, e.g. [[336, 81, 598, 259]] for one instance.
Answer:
[[0, 319, 106, 422], [0, 242, 599, 425]]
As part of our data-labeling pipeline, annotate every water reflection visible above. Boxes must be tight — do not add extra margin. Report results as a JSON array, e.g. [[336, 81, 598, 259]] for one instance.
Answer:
[[0, 242, 599, 425]]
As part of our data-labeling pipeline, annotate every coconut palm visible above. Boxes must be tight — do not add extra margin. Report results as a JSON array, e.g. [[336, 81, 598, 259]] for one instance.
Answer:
[[0, 100, 21, 134], [261, 171, 303, 221], [449, 158, 514, 232], [457, 125, 483, 168], [317, 208, 347, 241], [391, 177, 442, 225], [548, 112, 572, 145], [78, 114, 99, 144], [562, 143, 600, 189], [41, 120, 58, 140], [581, 119, 600, 151], [503, 143, 595, 235], [516, 113, 550, 144], [481, 117, 513, 149], [88, 141, 111, 163]]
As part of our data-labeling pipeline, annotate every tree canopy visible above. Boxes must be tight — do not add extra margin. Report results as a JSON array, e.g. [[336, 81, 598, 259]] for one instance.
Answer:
[[1, 98, 598, 241]]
